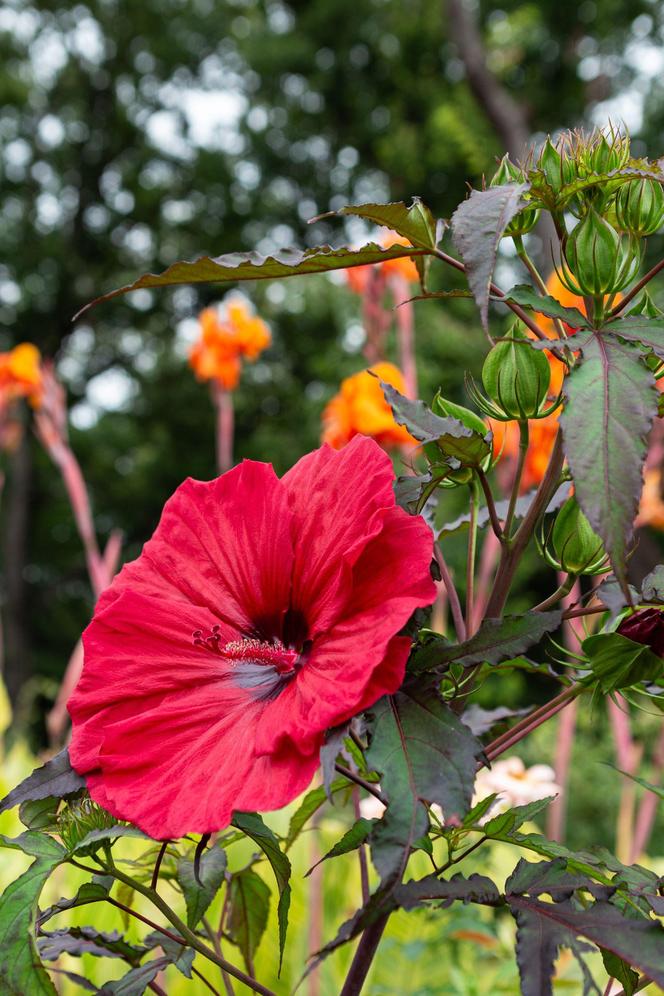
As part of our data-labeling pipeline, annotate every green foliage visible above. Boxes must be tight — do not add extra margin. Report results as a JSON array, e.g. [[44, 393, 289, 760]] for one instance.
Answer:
[[227, 869, 271, 971], [176, 842, 227, 930]]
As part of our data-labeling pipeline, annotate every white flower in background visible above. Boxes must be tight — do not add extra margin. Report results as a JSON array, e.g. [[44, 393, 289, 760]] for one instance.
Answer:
[[474, 756, 561, 820], [359, 794, 386, 820]]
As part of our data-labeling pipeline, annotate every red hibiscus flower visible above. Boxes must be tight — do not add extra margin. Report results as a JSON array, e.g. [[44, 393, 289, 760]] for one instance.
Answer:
[[68, 437, 436, 839]]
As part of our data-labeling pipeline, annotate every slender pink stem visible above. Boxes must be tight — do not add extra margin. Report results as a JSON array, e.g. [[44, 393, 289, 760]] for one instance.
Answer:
[[214, 386, 234, 475], [547, 579, 582, 842], [608, 696, 641, 862], [472, 529, 501, 631], [391, 276, 418, 398], [434, 543, 466, 642], [630, 723, 664, 861]]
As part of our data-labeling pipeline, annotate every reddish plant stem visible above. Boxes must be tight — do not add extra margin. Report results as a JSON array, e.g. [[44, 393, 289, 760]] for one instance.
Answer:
[[434, 543, 466, 641], [476, 469, 504, 541], [547, 579, 582, 842], [151, 841, 169, 892], [192, 967, 222, 996], [472, 528, 502, 632], [608, 696, 642, 863], [214, 385, 234, 474], [335, 763, 387, 805], [562, 604, 606, 621], [339, 912, 391, 996], [609, 257, 664, 317], [485, 684, 583, 762]]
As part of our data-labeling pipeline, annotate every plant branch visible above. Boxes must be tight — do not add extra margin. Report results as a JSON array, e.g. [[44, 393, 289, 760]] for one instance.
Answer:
[[476, 469, 504, 540], [335, 763, 387, 805], [485, 683, 584, 762], [202, 916, 236, 996], [532, 573, 575, 612], [434, 542, 467, 641], [339, 911, 391, 996], [609, 258, 664, 317], [503, 420, 529, 538]]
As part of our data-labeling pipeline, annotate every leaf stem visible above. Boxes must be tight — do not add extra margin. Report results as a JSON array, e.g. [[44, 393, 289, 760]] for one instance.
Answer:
[[353, 787, 371, 906], [202, 916, 236, 996], [434, 834, 487, 875], [484, 683, 585, 762], [476, 469, 504, 541], [434, 542, 467, 642], [151, 841, 169, 892], [465, 477, 481, 634], [512, 236, 567, 341], [335, 763, 387, 805], [609, 257, 664, 317], [431, 247, 550, 341], [532, 573, 575, 612], [102, 864, 276, 996]]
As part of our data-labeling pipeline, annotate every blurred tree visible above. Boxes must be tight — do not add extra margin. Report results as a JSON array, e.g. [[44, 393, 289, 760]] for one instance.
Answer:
[[0, 0, 662, 726]]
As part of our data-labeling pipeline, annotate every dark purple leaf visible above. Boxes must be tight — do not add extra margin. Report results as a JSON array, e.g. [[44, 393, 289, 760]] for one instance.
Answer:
[[98, 957, 170, 995], [450, 611, 563, 667], [320, 723, 350, 800], [561, 335, 657, 593], [0, 748, 85, 814], [642, 565, 664, 604], [394, 872, 502, 910], [451, 182, 530, 329], [38, 878, 112, 928], [462, 705, 530, 737], [439, 481, 571, 537], [367, 689, 484, 881], [38, 927, 144, 964]]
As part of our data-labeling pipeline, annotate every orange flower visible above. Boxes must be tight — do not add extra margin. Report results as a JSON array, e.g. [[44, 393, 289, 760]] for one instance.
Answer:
[[322, 362, 416, 450], [345, 232, 419, 294], [0, 343, 43, 406], [490, 410, 560, 494], [636, 468, 664, 530], [189, 299, 271, 391]]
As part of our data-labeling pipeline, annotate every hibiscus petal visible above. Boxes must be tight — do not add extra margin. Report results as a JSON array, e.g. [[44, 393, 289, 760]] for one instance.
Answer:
[[281, 436, 397, 636], [255, 506, 436, 754], [97, 461, 294, 635]]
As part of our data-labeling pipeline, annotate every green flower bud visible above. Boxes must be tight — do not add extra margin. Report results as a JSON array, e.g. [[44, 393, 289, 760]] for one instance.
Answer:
[[615, 178, 664, 236], [58, 795, 118, 856], [560, 209, 641, 296], [539, 137, 563, 192], [584, 130, 630, 174], [481, 324, 551, 420], [550, 497, 609, 575], [490, 155, 540, 235]]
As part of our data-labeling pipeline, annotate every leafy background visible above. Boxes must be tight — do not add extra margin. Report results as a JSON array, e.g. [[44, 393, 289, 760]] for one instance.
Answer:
[[3, 0, 664, 991]]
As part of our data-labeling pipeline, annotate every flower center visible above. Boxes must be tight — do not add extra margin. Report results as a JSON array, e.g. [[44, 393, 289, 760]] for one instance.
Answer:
[[192, 627, 301, 699]]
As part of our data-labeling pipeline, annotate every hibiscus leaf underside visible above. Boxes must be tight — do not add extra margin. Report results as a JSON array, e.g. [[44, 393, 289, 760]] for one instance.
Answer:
[[605, 316, 664, 361], [561, 335, 656, 592], [439, 482, 571, 538], [332, 198, 439, 249], [367, 689, 484, 882], [76, 243, 430, 316], [451, 182, 530, 330], [98, 957, 171, 995], [37, 926, 145, 964], [0, 748, 85, 814]]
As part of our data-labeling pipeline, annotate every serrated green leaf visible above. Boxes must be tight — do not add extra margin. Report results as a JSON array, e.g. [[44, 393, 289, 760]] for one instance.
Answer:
[[561, 335, 657, 592], [227, 869, 270, 970], [69, 825, 151, 854], [0, 749, 85, 815], [0, 831, 66, 861], [601, 949, 639, 994], [306, 818, 374, 877], [38, 878, 113, 928], [77, 242, 428, 316], [482, 797, 557, 837], [381, 379, 491, 464], [333, 198, 438, 249], [98, 957, 170, 995], [19, 798, 60, 831], [176, 842, 227, 929], [504, 284, 589, 329], [367, 689, 484, 881], [556, 164, 664, 205], [451, 182, 530, 329], [582, 632, 662, 692], [0, 848, 63, 995], [232, 812, 291, 968], [284, 778, 348, 852]]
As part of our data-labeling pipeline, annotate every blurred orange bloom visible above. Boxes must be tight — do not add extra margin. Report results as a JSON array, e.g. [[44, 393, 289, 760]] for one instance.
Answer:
[[637, 468, 664, 530], [345, 233, 419, 294], [490, 410, 560, 494], [322, 362, 416, 450], [189, 299, 271, 391], [0, 342, 42, 407], [533, 272, 622, 397]]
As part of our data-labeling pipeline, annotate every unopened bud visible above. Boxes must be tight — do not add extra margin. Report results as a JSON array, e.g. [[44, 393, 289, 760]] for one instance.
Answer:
[[615, 178, 664, 237], [490, 155, 540, 235], [549, 497, 609, 575], [481, 324, 551, 420], [560, 209, 641, 296]]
